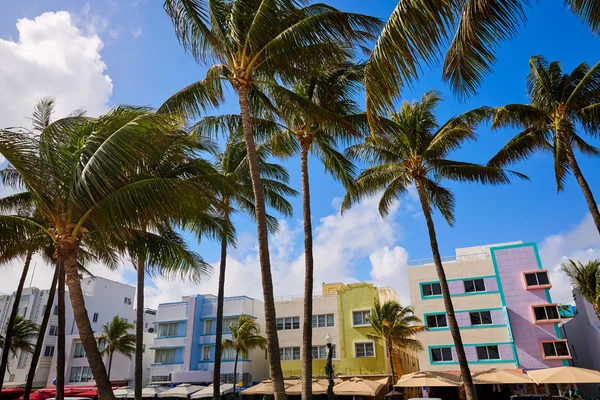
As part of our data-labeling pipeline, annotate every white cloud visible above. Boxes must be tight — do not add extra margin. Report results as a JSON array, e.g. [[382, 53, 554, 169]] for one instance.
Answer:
[[539, 214, 600, 305], [370, 246, 411, 306], [0, 11, 112, 130], [131, 26, 143, 39]]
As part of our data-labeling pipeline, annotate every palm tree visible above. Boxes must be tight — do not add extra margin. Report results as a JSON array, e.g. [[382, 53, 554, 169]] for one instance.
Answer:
[[98, 316, 136, 380], [0, 316, 39, 374], [342, 91, 524, 400], [366, 301, 427, 384], [488, 56, 600, 234], [161, 3, 380, 397], [221, 315, 267, 396], [364, 0, 600, 118], [561, 259, 600, 318], [0, 104, 224, 400]]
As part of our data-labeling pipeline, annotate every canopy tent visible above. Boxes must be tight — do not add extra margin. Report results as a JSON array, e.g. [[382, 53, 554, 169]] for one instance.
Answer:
[[126, 386, 168, 398], [114, 387, 134, 398], [472, 368, 534, 384], [333, 377, 388, 397], [286, 379, 332, 396], [157, 384, 205, 399], [527, 366, 600, 384], [395, 371, 461, 387], [240, 380, 299, 395], [190, 384, 234, 399]]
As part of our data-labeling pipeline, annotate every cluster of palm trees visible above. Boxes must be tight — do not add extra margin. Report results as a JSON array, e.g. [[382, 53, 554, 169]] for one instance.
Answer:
[[1, 2, 599, 400]]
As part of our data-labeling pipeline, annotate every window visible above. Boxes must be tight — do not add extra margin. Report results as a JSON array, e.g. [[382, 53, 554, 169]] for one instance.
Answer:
[[69, 366, 93, 382], [279, 347, 300, 361], [532, 305, 560, 322], [124, 297, 132, 305], [354, 342, 374, 358], [469, 311, 493, 326], [476, 345, 500, 360], [542, 341, 570, 358], [312, 314, 334, 328], [152, 376, 170, 383], [276, 317, 300, 330], [74, 343, 86, 358], [43, 346, 55, 357], [202, 346, 211, 361], [222, 347, 236, 360], [48, 325, 58, 336], [430, 347, 453, 362], [223, 317, 238, 332], [464, 279, 486, 293], [524, 271, 550, 287], [53, 305, 59, 316], [92, 312, 99, 323], [421, 283, 442, 297], [158, 323, 178, 337], [312, 345, 335, 359], [221, 372, 252, 387], [204, 320, 213, 334], [426, 314, 447, 328], [155, 349, 176, 364], [352, 310, 371, 326]]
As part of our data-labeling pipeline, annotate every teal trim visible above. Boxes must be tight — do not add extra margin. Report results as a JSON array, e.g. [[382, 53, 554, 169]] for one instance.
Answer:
[[447, 275, 496, 282], [427, 344, 516, 365], [202, 314, 257, 320], [452, 291, 500, 297], [420, 276, 500, 300], [423, 324, 508, 332], [455, 307, 504, 313], [427, 345, 455, 365], [430, 360, 517, 365]]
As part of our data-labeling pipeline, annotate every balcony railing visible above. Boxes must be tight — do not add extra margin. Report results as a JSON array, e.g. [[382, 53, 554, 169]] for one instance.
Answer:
[[408, 252, 491, 267]]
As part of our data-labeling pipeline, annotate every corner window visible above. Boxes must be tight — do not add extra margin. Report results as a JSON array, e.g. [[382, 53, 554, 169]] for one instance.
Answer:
[[352, 310, 371, 326], [464, 279, 486, 293], [74, 343, 86, 358], [48, 325, 58, 336], [276, 317, 300, 330], [69, 366, 93, 382], [469, 311, 493, 326], [476, 345, 500, 360], [426, 314, 447, 328], [43, 346, 55, 357], [421, 283, 442, 297], [430, 347, 453, 362], [354, 342, 374, 358], [312, 314, 334, 328], [222, 347, 236, 360], [532, 305, 560, 322], [542, 341, 570, 358], [158, 323, 178, 337], [524, 271, 550, 288], [279, 347, 300, 360], [155, 348, 176, 363]]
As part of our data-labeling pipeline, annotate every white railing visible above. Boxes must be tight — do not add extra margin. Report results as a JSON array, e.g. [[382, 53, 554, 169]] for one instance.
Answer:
[[408, 252, 491, 267], [273, 293, 336, 302]]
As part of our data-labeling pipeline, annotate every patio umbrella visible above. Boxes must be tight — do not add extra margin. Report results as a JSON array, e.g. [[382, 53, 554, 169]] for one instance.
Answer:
[[527, 366, 600, 384], [472, 369, 534, 384], [126, 385, 168, 398], [395, 371, 461, 387], [190, 384, 234, 399], [157, 384, 205, 398], [114, 387, 134, 398], [286, 379, 331, 395], [240, 380, 299, 395], [333, 377, 388, 397], [383, 388, 404, 399]]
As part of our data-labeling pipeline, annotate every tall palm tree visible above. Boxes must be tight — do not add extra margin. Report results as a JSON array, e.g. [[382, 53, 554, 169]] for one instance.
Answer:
[[342, 91, 524, 400], [366, 301, 427, 384], [364, 0, 600, 119], [488, 56, 600, 234], [0, 105, 224, 400], [161, 3, 380, 397], [561, 259, 600, 318], [221, 315, 267, 396], [0, 316, 39, 359], [98, 316, 136, 380]]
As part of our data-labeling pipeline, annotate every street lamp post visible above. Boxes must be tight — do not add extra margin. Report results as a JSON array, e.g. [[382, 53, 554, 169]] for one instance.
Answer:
[[325, 334, 335, 400]]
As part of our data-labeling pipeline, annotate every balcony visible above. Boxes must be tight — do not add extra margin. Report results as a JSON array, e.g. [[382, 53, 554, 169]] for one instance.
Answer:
[[408, 252, 491, 267]]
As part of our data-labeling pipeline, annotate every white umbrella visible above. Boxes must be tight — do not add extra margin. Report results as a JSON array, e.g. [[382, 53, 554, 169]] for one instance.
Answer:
[[158, 384, 205, 398], [114, 387, 134, 398], [127, 385, 168, 398], [190, 384, 234, 399]]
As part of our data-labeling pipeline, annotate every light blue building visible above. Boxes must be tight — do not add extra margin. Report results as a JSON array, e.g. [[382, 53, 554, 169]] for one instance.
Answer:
[[149, 294, 267, 386]]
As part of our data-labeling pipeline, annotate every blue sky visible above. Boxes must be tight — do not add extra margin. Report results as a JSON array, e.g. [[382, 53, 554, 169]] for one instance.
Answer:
[[1, 0, 599, 307]]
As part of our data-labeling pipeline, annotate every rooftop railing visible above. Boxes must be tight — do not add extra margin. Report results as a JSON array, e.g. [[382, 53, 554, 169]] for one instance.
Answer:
[[408, 252, 491, 267]]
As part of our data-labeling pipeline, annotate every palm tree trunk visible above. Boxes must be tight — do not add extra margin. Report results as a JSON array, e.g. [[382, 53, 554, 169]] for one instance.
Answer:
[[108, 352, 113, 381], [213, 208, 229, 400], [236, 83, 286, 400], [386, 342, 396, 386], [300, 144, 313, 400], [135, 257, 145, 400], [0, 250, 33, 387], [566, 147, 600, 235], [232, 351, 239, 395], [24, 266, 59, 400], [56, 261, 65, 400], [415, 180, 476, 400], [60, 244, 115, 400]]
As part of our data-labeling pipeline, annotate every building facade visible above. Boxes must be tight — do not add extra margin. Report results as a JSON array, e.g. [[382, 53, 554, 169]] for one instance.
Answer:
[[275, 282, 420, 379], [0, 277, 156, 388], [408, 241, 570, 372], [148, 295, 268, 386]]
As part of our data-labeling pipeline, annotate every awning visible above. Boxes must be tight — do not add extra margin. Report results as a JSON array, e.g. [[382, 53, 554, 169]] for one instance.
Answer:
[[286, 379, 331, 395], [126, 386, 168, 398], [190, 384, 234, 399], [395, 371, 461, 387], [114, 387, 134, 398], [157, 384, 205, 398], [527, 366, 600, 384], [240, 380, 299, 395], [472, 369, 534, 384], [333, 377, 388, 397]]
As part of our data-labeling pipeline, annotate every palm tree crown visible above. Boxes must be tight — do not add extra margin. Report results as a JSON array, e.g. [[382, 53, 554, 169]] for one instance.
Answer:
[[561, 259, 600, 318], [0, 316, 39, 357]]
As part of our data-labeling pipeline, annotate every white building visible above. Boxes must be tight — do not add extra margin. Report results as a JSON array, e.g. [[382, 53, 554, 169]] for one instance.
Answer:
[[0, 277, 156, 388]]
